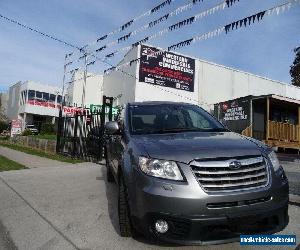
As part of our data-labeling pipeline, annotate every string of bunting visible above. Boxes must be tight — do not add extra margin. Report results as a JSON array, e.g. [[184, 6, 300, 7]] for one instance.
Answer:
[[96, 0, 236, 60], [64, 0, 229, 72], [66, 0, 240, 74], [103, 0, 300, 74], [94, 0, 227, 56], [66, 0, 180, 60], [66, 0, 211, 62]]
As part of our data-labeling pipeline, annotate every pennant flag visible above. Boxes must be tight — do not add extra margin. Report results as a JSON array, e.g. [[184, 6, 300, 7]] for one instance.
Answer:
[[168, 38, 193, 51], [226, 0, 239, 8], [118, 32, 132, 43], [151, 0, 172, 13], [132, 37, 149, 47], [225, 10, 266, 34], [169, 16, 195, 31], [96, 45, 106, 53], [87, 61, 96, 66], [105, 52, 115, 58], [148, 14, 169, 28], [97, 35, 108, 42], [121, 20, 133, 31], [129, 58, 139, 66], [104, 66, 116, 74]]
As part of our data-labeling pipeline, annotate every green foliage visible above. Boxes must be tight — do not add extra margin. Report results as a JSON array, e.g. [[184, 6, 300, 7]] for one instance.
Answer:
[[290, 46, 300, 87], [0, 155, 26, 172], [40, 123, 55, 135], [0, 120, 8, 133], [0, 141, 82, 164], [22, 129, 33, 136]]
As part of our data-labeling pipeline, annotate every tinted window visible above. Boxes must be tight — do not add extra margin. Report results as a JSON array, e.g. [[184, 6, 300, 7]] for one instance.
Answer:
[[50, 94, 56, 102], [57, 95, 62, 104], [36, 91, 42, 99], [129, 104, 226, 135], [42, 92, 49, 101], [28, 90, 35, 100]]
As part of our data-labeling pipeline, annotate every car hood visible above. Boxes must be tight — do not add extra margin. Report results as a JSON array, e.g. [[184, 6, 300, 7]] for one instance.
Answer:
[[132, 132, 263, 164]]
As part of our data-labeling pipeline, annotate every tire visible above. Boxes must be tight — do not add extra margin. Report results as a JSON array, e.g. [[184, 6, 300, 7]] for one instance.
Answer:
[[105, 150, 115, 183], [118, 174, 132, 237], [106, 163, 115, 183]]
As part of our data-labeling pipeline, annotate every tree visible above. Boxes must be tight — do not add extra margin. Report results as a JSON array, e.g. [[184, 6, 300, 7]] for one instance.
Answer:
[[290, 46, 300, 87]]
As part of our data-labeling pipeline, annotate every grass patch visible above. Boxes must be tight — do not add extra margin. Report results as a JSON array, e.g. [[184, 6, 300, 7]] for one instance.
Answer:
[[31, 134, 57, 141], [0, 155, 26, 172], [0, 142, 82, 164]]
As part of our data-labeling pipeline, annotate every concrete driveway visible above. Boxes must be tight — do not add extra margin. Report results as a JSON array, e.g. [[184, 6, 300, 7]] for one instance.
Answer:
[[0, 163, 299, 250]]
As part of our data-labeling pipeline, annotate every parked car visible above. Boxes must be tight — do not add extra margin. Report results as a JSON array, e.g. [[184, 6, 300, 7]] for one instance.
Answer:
[[105, 101, 289, 245], [25, 124, 39, 134]]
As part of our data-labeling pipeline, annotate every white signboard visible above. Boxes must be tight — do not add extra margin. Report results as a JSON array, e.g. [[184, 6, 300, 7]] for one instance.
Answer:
[[10, 119, 22, 137]]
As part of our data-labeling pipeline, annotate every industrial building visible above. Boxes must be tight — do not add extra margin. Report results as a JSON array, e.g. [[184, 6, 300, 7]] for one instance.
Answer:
[[104, 44, 300, 109], [103, 44, 300, 149], [65, 71, 104, 109], [7, 81, 63, 131]]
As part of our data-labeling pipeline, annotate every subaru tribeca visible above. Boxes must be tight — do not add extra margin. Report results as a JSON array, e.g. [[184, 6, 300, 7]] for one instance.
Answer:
[[105, 102, 288, 245]]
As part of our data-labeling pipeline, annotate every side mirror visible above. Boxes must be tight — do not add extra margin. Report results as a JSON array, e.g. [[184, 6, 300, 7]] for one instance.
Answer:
[[105, 121, 120, 135]]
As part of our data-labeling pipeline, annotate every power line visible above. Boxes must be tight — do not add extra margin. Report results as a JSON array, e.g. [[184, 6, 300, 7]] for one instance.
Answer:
[[66, 0, 206, 60], [0, 13, 81, 50]]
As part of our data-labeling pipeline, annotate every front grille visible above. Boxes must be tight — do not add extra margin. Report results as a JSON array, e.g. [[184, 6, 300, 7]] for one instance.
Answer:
[[190, 156, 269, 192]]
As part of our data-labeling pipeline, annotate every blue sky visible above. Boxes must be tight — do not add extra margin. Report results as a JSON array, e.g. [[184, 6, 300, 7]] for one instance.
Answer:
[[0, 0, 299, 92]]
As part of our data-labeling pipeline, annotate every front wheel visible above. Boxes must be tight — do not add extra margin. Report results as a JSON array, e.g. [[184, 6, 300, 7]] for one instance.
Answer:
[[105, 149, 114, 183], [118, 175, 132, 237]]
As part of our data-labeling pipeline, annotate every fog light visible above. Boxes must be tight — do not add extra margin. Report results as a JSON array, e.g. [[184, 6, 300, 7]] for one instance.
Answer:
[[155, 220, 169, 233]]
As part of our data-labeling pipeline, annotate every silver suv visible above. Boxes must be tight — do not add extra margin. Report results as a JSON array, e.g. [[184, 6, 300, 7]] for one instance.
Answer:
[[105, 101, 289, 245]]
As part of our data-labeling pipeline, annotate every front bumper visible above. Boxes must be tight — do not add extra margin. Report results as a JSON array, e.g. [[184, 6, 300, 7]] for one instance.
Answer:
[[129, 164, 289, 245], [132, 203, 288, 245]]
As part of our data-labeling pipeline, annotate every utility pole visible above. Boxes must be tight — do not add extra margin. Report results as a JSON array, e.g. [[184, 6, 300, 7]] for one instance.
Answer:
[[81, 53, 88, 110], [56, 54, 70, 153]]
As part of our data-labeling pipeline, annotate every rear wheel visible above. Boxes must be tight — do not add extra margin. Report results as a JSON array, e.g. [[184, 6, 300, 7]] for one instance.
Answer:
[[118, 174, 132, 237]]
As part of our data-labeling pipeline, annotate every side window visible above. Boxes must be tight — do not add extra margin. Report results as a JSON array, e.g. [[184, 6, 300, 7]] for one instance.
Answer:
[[187, 109, 211, 129]]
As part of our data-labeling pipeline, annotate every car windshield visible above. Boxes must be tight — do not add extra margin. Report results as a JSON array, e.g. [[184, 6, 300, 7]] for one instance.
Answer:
[[129, 104, 227, 135]]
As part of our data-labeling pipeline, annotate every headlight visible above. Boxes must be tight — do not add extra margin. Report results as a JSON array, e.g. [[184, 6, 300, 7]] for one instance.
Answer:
[[139, 157, 183, 181], [268, 151, 280, 172]]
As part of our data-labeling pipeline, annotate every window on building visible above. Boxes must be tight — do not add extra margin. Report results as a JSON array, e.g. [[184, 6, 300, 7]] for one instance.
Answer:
[[50, 94, 56, 102], [28, 90, 35, 100], [36, 91, 42, 100], [42, 92, 49, 101], [57, 95, 62, 104]]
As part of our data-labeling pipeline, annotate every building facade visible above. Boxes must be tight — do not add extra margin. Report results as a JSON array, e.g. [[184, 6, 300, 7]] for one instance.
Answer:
[[103, 44, 300, 112], [7, 81, 62, 131], [65, 71, 104, 108]]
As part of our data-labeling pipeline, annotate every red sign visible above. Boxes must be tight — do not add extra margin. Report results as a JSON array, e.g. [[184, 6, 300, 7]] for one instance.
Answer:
[[27, 100, 57, 108]]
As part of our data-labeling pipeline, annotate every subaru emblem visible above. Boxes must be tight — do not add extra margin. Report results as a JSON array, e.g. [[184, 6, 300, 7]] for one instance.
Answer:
[[229, 161, 242, 170]]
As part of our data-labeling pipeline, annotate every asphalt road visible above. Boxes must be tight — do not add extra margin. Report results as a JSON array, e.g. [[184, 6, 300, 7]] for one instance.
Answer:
[[281, 161, 300, 196], [0, 162, 299, 250]]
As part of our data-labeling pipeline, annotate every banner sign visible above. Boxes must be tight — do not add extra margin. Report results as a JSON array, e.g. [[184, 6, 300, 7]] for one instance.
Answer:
[[139, 45, 195, 92], [10, 119, 22, 137], [218, 97, 251, 133], [27, 100, 57, 108], [90, 104, 118, 115]]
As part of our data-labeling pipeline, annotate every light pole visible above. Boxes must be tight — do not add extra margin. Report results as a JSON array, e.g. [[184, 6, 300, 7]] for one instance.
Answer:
[[56, 54, 72, 153]]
